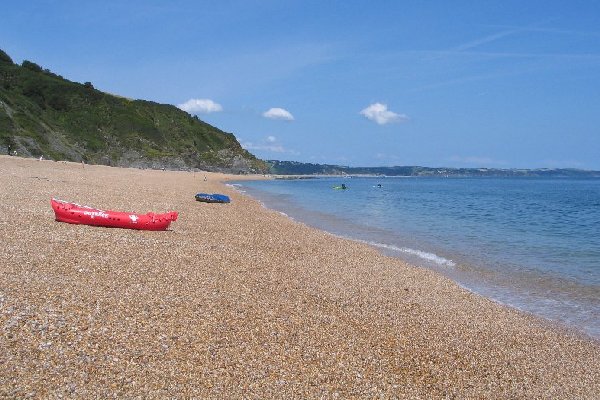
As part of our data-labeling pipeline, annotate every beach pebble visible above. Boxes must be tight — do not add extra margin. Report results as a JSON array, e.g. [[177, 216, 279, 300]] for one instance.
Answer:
[[0, 156, 598, 398]]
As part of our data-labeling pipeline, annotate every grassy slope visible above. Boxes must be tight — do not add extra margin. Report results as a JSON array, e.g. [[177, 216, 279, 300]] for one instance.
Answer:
[[0, 49, 266, 172]]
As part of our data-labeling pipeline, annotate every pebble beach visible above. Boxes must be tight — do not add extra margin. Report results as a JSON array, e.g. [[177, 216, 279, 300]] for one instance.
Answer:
[[1, 155, 599, 398]]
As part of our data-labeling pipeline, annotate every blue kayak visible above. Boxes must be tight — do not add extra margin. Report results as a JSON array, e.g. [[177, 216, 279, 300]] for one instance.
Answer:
[[195, 193, 231, 203]]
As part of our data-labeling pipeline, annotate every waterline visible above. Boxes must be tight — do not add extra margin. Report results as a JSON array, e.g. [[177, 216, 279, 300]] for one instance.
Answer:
[[233, 177, 600, 339]]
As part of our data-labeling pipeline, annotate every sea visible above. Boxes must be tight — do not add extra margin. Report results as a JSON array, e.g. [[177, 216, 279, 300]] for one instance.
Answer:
[[231, 176, 600, 339]]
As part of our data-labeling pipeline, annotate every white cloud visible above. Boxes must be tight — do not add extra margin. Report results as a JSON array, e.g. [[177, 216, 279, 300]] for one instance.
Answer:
[[243, 142, 287, 153], [263, 107, 295, 121], [240, 136, 298, 155], [360, 103, 408, 125], [177, 98, 223, 114]]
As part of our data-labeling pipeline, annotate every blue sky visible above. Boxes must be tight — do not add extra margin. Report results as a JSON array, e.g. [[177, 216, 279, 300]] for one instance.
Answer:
[[3, 1, 600, 169]]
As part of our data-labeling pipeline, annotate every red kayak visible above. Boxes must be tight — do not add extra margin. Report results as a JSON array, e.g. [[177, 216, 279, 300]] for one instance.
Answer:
[[51, 198, 178, 231]]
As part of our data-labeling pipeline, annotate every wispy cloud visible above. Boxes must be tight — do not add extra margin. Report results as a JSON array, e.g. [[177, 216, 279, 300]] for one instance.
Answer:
[[450, 20, 560, 53], [177, 98, 223, 114], [438, 20, 600, 61], [406, 20, 600, 93], [420, 27, 524, 63], [484, 24, 600, 38], [452, 28, 522, 52], [243, 142, 287, 153], [408, 68, 530, 92], [424, 50, 600, 61], [360, 103, 408, 125], [447, 155, 507, 166], [189, 42, 337, 98], [539, 158, 586, 168], [263, 107, 295, 121], [406, 49, 600, 94], [241, 136, 298, 155]]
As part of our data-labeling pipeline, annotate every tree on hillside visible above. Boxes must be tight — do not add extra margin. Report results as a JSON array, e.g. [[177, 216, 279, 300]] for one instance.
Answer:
[[0, 49, 13, 64]]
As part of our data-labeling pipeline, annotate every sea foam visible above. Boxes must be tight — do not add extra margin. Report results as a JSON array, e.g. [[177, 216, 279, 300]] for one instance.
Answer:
[[356, 239, 456, 267]]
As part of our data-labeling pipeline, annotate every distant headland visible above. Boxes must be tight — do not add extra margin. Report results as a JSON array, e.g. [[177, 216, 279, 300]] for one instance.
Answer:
[[266, 160, 600, 178]]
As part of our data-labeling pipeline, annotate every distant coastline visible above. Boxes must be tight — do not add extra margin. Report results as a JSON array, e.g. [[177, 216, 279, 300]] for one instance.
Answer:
[[266, 160, 600, 178]]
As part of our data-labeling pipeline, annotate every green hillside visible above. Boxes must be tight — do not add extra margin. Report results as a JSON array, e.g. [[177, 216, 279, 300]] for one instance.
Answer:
[[0, 49, 266, 173]]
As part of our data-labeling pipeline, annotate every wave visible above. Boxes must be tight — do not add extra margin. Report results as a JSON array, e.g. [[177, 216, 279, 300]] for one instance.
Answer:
[[226, 183, 246, 193], [234, 182, 456, 268], [354, 239, 457, 267]]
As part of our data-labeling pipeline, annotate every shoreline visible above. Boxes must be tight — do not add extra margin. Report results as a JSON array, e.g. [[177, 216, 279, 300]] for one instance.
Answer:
[[234, 177, 600, 341], [1, 155, 599, 398]]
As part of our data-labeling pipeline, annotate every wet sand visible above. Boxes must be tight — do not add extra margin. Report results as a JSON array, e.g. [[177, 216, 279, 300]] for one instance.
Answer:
[[1, 155, 599, 398]]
